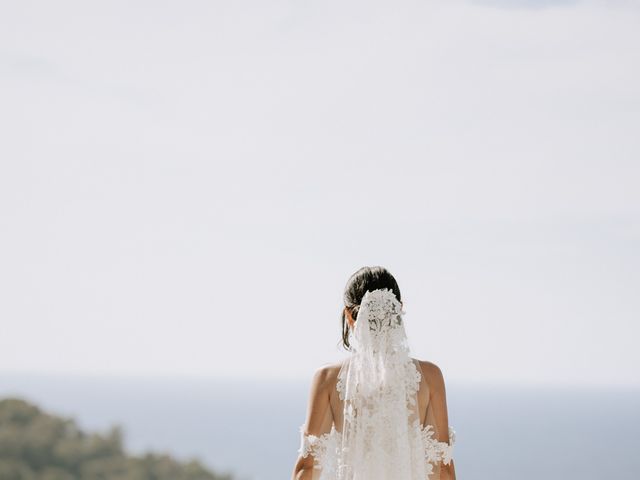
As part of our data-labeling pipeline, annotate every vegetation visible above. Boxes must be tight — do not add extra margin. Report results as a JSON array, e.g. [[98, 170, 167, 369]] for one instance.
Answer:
[[0, 397, 232, 480]]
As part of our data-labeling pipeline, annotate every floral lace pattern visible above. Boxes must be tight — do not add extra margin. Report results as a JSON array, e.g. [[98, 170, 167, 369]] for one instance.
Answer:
[[298, 425, 341, 476], [420, 424, 456, 475], [298, 422, 455, 478]]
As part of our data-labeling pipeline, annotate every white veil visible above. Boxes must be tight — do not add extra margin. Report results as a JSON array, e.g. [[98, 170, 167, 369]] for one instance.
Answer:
[[335, 288, 430, 479]]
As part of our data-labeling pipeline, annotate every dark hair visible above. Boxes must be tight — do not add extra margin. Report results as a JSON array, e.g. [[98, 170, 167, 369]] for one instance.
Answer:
[[341, 266, 402, 350]]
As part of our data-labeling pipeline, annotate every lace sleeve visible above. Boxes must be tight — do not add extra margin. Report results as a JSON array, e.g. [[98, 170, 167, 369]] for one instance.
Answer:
[[422, 424, 456, 466], [298, 425, 321, 459], [297, 424, 340, 474]]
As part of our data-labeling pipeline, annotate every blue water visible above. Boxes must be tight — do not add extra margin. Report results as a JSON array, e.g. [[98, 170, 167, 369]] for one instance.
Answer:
[[0, 373, 638, 480]]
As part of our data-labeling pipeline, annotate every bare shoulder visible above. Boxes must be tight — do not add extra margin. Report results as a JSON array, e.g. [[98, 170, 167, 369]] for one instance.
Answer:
[[417, 359, 444, 378], [416, 359, 446, 390], [310, 361, 344, 390]]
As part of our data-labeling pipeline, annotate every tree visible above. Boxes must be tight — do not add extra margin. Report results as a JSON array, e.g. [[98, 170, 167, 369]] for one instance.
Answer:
[[0, 398, 233, 480]]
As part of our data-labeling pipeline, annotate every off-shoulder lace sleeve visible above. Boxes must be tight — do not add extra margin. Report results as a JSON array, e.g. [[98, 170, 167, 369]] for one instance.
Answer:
[[298, 425, 321, 459], [422, 424, 456, 466], [297, 424, 340, 474]]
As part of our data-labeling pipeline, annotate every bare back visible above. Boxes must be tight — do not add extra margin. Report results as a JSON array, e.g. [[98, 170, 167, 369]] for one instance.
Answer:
[[313, 357, 452, 438]]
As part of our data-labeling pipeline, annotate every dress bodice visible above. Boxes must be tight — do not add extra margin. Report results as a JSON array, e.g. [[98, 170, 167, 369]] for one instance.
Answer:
[[297, 358, 455, 480], [299, 423, 455, 479]]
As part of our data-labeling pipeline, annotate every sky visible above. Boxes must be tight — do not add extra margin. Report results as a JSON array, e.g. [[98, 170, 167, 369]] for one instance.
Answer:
[[0, 0, 638, 388]]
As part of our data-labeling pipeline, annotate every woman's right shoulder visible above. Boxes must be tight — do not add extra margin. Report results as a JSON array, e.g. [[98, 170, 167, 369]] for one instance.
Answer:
[[310, 361, 345, 390]]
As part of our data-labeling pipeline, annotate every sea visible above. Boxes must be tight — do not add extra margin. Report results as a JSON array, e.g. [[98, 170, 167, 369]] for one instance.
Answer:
[[0, 373, 638, 480]]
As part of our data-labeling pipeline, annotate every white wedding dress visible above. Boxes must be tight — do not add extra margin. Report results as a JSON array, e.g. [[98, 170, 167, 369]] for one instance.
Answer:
[[297, 289, 455, 480]]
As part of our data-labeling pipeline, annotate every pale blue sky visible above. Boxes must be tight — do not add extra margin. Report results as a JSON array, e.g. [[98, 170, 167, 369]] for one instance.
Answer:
[[1, 0, 638, 387]]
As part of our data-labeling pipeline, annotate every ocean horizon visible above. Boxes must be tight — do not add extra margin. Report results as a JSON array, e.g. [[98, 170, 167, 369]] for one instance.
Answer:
[[0, 372, 638, 480]]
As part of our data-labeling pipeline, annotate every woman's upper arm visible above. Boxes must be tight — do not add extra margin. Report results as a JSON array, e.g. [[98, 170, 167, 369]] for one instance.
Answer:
[[421, 361, 452, 443], [292, 365, 334, 479], [302, 366, 333, 436], [421, 360, 456, 479]]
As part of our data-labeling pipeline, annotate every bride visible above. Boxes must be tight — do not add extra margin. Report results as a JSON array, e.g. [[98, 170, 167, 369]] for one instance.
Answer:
[[291, 266, 456, 480]]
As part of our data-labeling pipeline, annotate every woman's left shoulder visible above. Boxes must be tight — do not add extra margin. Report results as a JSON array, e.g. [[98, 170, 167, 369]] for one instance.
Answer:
[[414, 359, 446, 385]]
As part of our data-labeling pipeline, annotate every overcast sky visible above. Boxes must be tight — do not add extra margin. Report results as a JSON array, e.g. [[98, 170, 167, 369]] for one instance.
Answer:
[[1, 0, 638, 388]]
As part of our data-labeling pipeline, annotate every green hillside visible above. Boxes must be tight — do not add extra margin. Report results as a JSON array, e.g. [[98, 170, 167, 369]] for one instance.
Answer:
[[0, 398, 232, 480]]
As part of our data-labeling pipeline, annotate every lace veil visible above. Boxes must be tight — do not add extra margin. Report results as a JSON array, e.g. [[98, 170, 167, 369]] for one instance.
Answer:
[[298, 288, 455, 479]]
